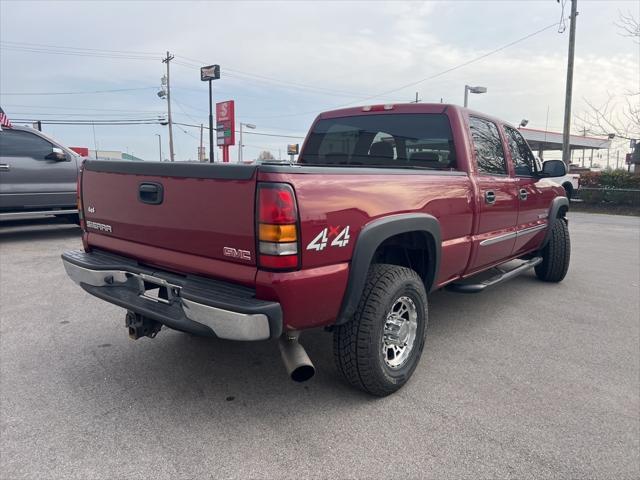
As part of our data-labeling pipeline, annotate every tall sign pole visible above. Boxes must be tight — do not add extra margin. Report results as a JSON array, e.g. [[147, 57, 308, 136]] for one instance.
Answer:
[[208, 80, 214, 162], [561, 0, 578, 167], [162, 51, 175, 162], [216, 100, 235, 163], [201, 64, 220, 163]]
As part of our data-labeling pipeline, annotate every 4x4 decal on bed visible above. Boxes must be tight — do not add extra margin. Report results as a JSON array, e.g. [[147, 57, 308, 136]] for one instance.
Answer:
[[307, 226, 351, 251]]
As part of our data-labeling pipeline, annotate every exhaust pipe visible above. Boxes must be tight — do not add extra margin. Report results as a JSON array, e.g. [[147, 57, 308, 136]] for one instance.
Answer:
[[278, 330, 315, 382]]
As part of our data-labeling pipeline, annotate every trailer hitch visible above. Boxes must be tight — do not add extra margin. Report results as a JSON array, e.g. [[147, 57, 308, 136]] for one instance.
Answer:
[[125, 311, 162, 340]]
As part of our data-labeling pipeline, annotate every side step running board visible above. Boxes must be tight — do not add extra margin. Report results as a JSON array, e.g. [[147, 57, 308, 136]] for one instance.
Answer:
[[446, 257, 542, 294]]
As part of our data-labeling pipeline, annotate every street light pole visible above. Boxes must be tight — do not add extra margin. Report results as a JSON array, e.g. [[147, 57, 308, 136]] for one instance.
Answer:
[[561, 0, 578, 167], [463, 85, 487, 107], [155, 134, 162, 162], [238, 122, 256, 163]]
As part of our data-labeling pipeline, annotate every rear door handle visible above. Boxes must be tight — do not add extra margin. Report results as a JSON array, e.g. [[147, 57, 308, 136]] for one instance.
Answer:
[[138, 182, 164, 205], [519, 188, 528, 201], [485, 190, 496, 204], [0, 164, 10, 172]]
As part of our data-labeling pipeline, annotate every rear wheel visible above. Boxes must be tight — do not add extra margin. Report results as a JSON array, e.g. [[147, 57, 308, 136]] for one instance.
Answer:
[[333, 264, 428, 397], [562, 183, 573, 201], [535, 218, 570, 282]]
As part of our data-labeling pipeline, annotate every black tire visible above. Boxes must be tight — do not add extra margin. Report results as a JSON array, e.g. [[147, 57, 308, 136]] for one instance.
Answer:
[[535, 218, 570, 282], [333, 264, 428, 397]]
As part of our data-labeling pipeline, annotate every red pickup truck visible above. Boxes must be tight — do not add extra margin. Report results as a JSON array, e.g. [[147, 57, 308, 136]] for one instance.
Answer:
[[62, 103, 570, 396]]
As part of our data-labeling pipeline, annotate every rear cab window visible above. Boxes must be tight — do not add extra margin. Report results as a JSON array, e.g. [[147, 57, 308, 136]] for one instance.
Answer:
[[300, 113, 458, 170]]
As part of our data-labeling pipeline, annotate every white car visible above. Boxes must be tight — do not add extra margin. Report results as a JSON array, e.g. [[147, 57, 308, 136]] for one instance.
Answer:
[[535, 157, 579, 200], [551, 172, 580, 200]]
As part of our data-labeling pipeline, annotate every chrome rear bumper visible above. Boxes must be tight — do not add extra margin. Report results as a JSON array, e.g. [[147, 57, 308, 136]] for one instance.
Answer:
[[61, 250, 282, 341]]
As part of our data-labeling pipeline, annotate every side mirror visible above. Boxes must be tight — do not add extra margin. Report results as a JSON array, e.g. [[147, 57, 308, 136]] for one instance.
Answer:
[[540, 160, 566, 178], [45, 147, 68, 162]]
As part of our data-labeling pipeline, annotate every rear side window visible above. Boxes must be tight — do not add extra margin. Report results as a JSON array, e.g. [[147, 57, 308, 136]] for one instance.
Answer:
[[469, 117, 507, 175], [300, 113, 457, 170], [504, 126, 536, 176], [0, 129, 54, 160]]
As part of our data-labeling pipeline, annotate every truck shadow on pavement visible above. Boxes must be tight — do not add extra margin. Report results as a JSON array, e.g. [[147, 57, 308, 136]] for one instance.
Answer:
[[0, 218, 81, 242], [73, 272, 561, 414]]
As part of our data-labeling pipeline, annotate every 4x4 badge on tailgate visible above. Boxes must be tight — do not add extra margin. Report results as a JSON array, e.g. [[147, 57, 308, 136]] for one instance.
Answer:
[[307, 225, 351, 251]]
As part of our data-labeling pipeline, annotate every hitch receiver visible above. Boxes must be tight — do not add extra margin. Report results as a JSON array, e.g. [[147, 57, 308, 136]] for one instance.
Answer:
[[125, 311, 162, 340]]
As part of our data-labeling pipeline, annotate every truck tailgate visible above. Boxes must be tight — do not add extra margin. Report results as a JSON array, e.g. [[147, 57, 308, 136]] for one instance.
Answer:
[[81, 161, 258, 267]]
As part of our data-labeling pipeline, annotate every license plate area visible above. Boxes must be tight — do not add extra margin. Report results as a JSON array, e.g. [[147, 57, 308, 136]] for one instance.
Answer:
[[134, 273, 182, 305]]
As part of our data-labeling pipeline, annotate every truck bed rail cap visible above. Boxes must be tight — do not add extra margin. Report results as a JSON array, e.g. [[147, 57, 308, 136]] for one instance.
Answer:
[[84, 160, 257, 180]]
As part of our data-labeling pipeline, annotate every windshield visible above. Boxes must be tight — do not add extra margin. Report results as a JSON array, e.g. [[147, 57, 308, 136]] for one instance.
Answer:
[[299, 113, 456, 169]]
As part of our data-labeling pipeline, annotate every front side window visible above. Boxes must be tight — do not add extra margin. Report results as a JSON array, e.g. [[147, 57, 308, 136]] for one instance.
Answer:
[[469, 117, 507, 175], [0, 130, 54, 160], [504, 125, 536, 176], [300, 113, 457, 170]]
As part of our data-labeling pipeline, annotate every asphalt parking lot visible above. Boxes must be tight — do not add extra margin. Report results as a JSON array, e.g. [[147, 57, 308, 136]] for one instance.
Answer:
[[0, 212, 638, 479]]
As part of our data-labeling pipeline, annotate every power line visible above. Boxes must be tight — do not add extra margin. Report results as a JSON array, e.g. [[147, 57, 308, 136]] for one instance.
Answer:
[[11, 119, 163, 125], [1, 87, 157, 96], [246, 18, 565, 119], [174, 122, 304, 139], [331, 19, 565, 109], [3, 103, 163, 113], [0, 40, 160, 57], [173, 56, 372, 99]]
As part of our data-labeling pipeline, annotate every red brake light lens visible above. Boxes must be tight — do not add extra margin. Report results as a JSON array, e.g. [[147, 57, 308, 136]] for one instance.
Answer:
[[259, 185, 297, 224], [257, 183, 299, 271]]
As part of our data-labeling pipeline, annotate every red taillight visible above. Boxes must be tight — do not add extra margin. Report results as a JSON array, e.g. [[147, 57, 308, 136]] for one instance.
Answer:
[[259, 186, 297, 224], [257, 183, 299, 271], [77, 165, 85, 231]]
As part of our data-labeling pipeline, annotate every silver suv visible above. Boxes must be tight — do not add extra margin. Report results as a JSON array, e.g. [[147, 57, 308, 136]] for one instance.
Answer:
[[0, 125, 81, 220]]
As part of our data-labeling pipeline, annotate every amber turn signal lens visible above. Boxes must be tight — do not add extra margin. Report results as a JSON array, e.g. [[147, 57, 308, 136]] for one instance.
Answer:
[[259, 223, 297, 243]]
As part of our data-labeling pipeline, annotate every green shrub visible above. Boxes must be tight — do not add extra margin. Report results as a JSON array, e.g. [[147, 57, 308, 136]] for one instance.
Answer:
[[578, 170, 640, 189]]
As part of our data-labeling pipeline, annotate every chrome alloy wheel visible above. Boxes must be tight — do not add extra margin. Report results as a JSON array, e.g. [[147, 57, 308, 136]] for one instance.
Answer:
[[381, 296, 418, 368]]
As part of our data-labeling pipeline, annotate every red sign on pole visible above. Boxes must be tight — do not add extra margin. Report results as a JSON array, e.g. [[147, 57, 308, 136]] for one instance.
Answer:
[[216, 100, 235, 147]]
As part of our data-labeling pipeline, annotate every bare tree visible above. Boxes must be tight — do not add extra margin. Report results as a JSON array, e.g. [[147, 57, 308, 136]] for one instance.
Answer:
[[576, 11, 640, 140], [577, 93, 640, 139], [257, 150, 275, 161], [615, 10, 640, 44]]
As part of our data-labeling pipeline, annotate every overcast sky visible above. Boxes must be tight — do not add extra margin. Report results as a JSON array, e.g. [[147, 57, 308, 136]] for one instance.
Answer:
[[1, 0, 638, 161]]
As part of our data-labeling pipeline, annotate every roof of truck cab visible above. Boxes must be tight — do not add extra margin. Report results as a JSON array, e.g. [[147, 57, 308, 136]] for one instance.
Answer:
[[315, 103, 515, 129]]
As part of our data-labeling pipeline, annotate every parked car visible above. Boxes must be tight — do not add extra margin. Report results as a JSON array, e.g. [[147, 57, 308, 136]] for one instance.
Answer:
[[552, 171, 580, 200], [62, 103, 570, 396], [0, 125, 81, 221]]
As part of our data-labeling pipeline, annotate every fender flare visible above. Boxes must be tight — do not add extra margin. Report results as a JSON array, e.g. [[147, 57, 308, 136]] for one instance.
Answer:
[[541, 196, 569, 248], [336, 213, 441, 325]]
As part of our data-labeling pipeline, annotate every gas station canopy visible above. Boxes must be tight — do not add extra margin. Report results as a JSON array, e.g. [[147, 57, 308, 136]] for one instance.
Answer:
[[520, 127, 611, 154]]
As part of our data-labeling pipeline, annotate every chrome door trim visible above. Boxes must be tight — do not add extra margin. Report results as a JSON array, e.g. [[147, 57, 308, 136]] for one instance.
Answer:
[[479, 231, 517, 246], [516, 224, 547, 237], [480, 223, 547, 247]]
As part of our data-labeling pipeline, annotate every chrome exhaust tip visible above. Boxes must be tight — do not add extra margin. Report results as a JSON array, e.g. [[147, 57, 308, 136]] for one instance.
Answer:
[[278, 331, 315, 382]]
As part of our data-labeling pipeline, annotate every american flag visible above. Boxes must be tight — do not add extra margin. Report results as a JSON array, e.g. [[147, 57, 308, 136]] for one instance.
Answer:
[[0, 107, 13, 130]]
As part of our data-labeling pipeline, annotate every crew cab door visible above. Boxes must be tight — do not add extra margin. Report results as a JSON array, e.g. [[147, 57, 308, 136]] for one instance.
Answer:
[[467, 116, 519, 273], [0, 128, 78, 211], [503, 125, 550, 255]]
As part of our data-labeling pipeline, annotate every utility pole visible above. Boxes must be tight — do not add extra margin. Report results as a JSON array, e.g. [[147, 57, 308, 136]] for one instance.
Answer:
[[561, 0, 578, 168], [411, 92, 421, 103], [199, 123, 204, 162], [162, 51, 175, 162]]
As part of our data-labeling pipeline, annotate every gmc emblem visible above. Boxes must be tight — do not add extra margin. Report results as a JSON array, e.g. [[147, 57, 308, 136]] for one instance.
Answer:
[[223, 247, 251, 261]]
